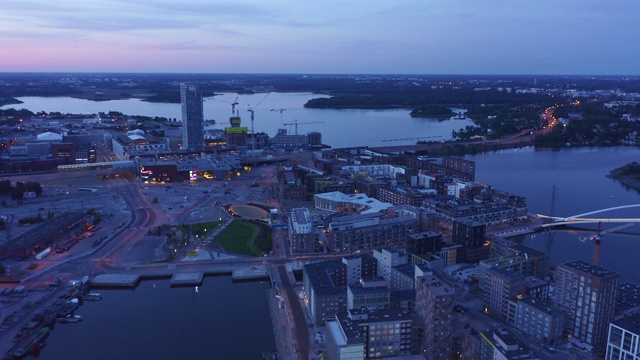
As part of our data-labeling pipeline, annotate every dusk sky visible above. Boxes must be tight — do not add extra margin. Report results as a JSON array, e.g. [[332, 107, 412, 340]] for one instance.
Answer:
[[2, 0, 639, 75]]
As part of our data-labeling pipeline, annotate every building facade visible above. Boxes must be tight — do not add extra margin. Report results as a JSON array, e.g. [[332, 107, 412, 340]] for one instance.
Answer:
[[332, 309, 414, 359], [415, 273, 455, 360], [606, 313, 640, 360], [452, 219, 487, 263], [514, 297, 565, 345], [554, 260, 619, 353], [180, 83, 204, 151], [483, 267, 525, 322]]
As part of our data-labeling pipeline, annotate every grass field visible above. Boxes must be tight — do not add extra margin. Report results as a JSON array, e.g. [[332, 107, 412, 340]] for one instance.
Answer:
[[213, 220, 262, 256]]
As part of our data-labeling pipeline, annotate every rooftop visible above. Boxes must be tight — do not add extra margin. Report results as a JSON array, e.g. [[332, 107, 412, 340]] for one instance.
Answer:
[[561, 259, 619, 278], [486, 267, 526, 281], [314, 191, 393, 214], [612, 312, 640, 335], [418, 273, 454, 296], [518, 297, 564, 315], [616, 282, 640, 316], [336, 308, 412, 340]]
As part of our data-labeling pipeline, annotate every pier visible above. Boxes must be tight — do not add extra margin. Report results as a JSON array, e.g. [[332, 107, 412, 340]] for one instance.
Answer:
[[170, 273, 204, 286], [91, 274, 141, 287]]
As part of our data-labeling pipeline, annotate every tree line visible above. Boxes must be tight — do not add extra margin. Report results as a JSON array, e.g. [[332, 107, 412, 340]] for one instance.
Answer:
[[0, 180, 43, 200]]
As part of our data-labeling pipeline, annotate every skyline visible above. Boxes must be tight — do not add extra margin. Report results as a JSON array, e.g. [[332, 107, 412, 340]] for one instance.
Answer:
[[2, 0, 640, 75]]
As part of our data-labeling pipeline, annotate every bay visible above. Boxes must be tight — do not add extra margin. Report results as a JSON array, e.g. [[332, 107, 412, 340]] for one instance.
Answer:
[[465, 146, 640, 283], [36, 276, 275, 360], [2, 94, 473, 149]]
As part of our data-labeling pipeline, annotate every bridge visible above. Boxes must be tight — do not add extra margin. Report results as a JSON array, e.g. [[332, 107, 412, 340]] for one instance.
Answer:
[[537, 204, 640, 227]]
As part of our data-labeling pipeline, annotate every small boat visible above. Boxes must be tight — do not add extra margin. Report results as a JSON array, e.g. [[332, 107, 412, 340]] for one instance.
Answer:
[[82, 293, 102, 301], [58, 315, 83, 324]]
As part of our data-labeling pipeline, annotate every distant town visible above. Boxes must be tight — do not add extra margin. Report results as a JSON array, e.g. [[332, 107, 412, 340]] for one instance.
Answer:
[[0, 73, 639, 360]]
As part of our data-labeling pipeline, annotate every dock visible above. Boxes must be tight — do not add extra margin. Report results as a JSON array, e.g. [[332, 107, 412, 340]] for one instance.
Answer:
[[170, 272, 204, 286], [232, 266, 270, 281], [91, 274, 141, 287]]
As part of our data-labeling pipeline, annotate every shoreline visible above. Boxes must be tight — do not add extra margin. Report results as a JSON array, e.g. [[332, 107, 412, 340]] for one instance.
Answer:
[[607, 163, 640, 193]]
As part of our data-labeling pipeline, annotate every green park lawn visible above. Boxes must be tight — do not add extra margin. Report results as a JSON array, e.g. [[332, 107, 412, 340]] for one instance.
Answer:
[[213, 220, 263, 257]]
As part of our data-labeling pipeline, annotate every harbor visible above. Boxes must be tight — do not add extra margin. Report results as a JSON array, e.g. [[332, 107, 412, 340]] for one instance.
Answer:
[[3, 282, 98, 359]]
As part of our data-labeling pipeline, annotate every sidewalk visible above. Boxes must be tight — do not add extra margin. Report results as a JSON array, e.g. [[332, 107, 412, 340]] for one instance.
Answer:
[[266, 287, 300, 360]]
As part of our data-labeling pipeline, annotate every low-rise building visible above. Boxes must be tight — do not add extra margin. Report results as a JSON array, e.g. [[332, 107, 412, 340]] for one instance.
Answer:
[[328, 309, 414, 359], [314, 191, 393, 215], [480, 331, 539, 360]]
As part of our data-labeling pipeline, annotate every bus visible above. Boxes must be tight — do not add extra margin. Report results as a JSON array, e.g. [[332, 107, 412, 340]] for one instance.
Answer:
[[78, 188, 98, 192]]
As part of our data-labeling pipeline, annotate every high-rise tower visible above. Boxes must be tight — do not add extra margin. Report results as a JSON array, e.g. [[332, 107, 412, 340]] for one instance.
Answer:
[[554, 260, 619, 353], [180, 83, 204, 151]]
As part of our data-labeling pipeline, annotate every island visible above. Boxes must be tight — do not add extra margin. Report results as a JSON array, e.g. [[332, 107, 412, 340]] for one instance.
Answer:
[[608, 162, 640, 192]]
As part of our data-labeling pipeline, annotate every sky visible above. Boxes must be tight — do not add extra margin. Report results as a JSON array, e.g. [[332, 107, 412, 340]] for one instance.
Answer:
[[2, 0, 639, 75]]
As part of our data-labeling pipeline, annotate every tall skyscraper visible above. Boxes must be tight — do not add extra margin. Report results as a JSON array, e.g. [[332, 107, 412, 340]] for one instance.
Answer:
[[554, 260, 619, 353], [180, 83, 204, 151]]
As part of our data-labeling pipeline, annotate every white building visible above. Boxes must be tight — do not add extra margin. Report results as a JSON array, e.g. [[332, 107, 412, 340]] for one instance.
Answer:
[[314, 191, 392, 214], [606, 314, 640, 360], [289, 208, 313, 234], [373, 247, 408, 283]]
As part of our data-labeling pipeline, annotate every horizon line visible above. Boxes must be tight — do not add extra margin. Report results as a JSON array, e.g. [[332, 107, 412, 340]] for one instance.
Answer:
[[0, 71, 639, 78]]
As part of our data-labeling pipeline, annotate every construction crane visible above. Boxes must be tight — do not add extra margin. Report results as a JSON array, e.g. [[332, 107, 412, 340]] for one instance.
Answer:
[[282, 119, 325, 135], [247, 93, 271, 150], [231, 97, 239, 116], [579, 222, 634, 265]]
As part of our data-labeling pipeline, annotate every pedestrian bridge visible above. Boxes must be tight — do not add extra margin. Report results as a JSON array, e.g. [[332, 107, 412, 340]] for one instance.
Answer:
[[537, 204, 640, 227]]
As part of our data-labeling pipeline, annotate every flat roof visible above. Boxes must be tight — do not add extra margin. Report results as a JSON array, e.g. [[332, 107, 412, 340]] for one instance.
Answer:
[[613, 313, 640, 335], [314, 191, 393, 214], [616, 282, 640, 316], [486, 267, 525, 281], [561, 259, 618, 278]]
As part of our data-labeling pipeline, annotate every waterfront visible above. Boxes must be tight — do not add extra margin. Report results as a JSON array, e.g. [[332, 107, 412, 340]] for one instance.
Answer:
[[4, 94, 640, 358], [1, 94, 473, 148], [466, 146, 640, 283], [35, 276, 275, 360]]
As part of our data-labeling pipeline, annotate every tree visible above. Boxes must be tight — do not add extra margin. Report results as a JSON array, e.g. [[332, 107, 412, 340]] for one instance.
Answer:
[[24, 182, 43, 196], [10, 187, 24, 200], [0, 180, 11, 194]]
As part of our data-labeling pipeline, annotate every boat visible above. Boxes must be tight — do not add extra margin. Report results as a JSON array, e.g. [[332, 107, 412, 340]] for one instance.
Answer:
[[81, 293, 102, 301], [12, 327, 49, 358], [56, 298, 79, 318], [58, 315, 83, 324]]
